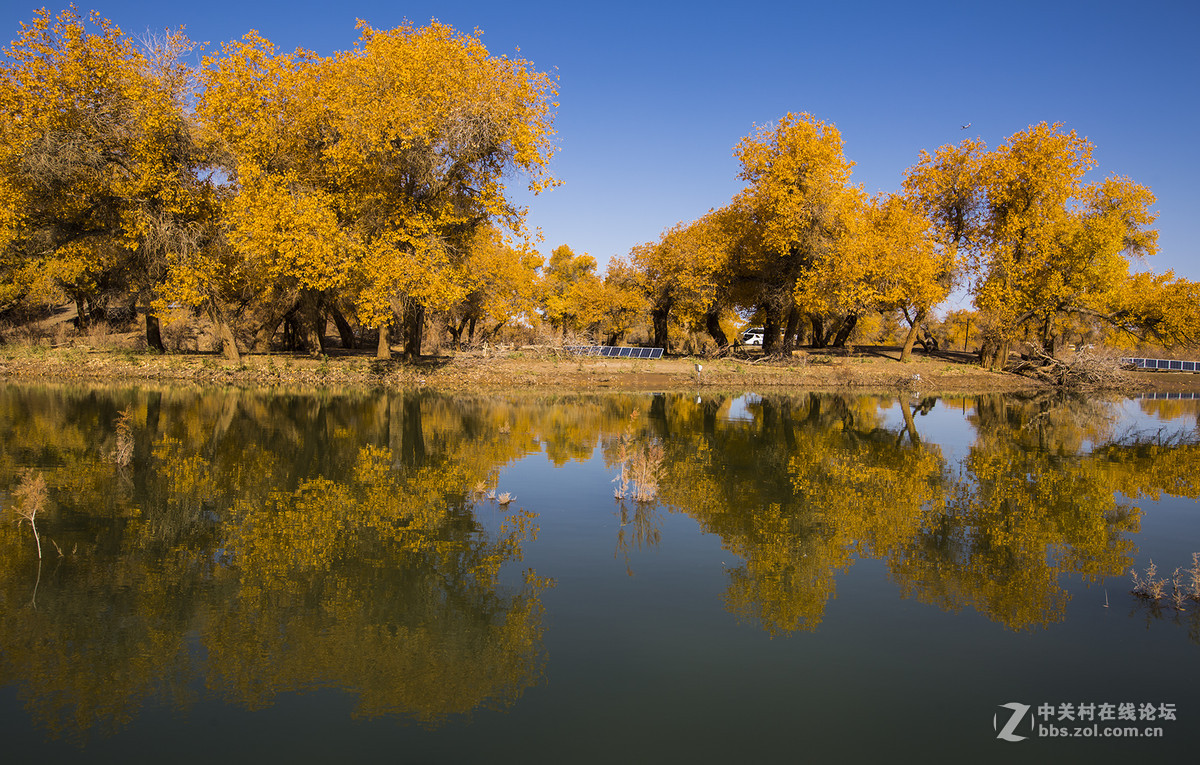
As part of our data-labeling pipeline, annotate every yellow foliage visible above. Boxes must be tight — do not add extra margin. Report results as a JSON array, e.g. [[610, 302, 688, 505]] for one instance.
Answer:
[[190, 19, 558, 342], [1, 8, 210, 314], [904, 123, 1171, 360]]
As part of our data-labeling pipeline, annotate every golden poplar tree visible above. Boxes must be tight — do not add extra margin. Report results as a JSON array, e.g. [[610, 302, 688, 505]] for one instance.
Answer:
[[732, 112, 857, 354], [0, 9, 210, 348], [189, 21, 558, 359]]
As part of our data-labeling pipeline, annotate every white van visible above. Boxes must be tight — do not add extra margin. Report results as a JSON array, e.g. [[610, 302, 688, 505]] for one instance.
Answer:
[[741, 328, 764, 346]]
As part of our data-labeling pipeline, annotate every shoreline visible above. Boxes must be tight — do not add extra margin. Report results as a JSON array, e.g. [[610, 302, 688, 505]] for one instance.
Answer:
[[3, 346, 1199, 395]]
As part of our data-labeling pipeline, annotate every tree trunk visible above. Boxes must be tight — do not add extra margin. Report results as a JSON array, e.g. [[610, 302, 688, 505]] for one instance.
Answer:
[[651, 306, 670, 351], [281, 314, 302, 351], [446, 319, 465, 350], [329, 302, 357, 349], [781, 306, 802, 355], [761, 305, 783, 356], [483, 321, 505, 342], [143, 295, 165, 353], [832, 312, 858, 347], [704, 307, 728, 351], [468, 316, 477, 344], [249, 307, 290, 353], [209, 304, 240, 362], [403, 303, 425, 359], [376, 322, 391, 360], [809, 314, 828, 348], [900, 309, 925, 363], [298, 290, 325, 357], [980, 335, 1010, 371]]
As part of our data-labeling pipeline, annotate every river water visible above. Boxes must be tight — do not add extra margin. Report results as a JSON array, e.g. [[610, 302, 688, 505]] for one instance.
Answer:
[[1, 384, 1197, 763]]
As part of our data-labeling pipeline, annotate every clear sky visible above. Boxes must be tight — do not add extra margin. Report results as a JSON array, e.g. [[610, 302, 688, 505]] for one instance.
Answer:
[[8, 0, 1198, 280]]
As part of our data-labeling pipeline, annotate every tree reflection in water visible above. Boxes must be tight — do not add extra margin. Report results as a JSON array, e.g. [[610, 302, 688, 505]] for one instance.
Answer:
[[0, 385, 1197, 741]]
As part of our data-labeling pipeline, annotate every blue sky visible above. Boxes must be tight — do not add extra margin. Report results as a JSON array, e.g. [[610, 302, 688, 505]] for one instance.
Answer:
[[8, 0, 1198, 281]]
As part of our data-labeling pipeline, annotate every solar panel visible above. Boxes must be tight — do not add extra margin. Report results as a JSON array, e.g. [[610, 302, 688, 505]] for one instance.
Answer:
[[566, 345, 664, 359], [1122, 357, 1199, 373]]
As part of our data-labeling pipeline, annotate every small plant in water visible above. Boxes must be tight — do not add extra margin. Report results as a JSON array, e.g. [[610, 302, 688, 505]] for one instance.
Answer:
[[11, 469, 48, 559], [1175, 553, 1200, 603], [1130, 561, 1167, 601], [497, 492, 515, 505]]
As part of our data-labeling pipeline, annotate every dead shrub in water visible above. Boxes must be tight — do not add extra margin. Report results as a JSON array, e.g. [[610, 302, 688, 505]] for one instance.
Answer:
[[1130, 555, 1200, 611], [10, 469, 48, 559], [1176, 553, 1200, 603], [1131, 560, 1167, 601]]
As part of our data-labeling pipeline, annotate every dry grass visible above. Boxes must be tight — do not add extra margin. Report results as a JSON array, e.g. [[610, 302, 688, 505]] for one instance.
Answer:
[[1131, 560, 1168, 600], [3, 343, 1194, 395], [1132, 555, 1200, 609], [1174, 553, 1200, 605]]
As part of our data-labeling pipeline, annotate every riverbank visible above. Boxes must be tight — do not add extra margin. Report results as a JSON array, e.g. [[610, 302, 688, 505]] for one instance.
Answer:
[[4, 344, 1198, 394]]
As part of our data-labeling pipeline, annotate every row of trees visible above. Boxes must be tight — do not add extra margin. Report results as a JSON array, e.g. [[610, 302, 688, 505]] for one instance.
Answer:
[[1, 9, 559, 359], [630, 114, 1200, 364], [3, 10, 1196, 364]]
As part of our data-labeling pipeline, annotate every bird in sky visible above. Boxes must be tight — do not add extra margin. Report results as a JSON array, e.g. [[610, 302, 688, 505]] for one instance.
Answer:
[[961, 122, 972, 129]]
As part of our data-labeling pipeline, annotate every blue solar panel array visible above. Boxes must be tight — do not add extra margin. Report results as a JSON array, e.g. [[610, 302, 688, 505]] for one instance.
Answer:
[[567, 345, 664, 359], [1122, 357, 1199, 372]]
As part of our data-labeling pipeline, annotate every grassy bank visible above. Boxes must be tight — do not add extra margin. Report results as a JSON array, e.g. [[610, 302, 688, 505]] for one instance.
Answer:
[[4, 343, 1197, 394]]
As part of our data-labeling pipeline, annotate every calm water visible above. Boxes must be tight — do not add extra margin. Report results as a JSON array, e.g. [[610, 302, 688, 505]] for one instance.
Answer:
[[1, 384, 1198, 763]]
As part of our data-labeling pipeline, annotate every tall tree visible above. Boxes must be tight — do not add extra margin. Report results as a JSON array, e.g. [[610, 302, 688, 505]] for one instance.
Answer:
[[799, 192, 948, 361], [189, 21, 558, 359], [0, 9, 211, 349], [631, 212, 728, 352], [540, 244, 597, 338], [732, 113, 856, 355], [905, 124, 1165, 369]]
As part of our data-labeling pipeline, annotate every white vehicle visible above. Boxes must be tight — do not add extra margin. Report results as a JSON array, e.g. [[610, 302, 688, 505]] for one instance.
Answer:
[[741, 328, 764, 346]]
